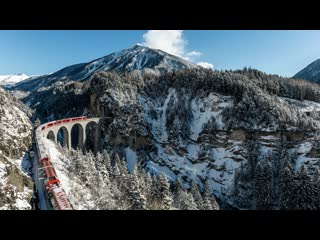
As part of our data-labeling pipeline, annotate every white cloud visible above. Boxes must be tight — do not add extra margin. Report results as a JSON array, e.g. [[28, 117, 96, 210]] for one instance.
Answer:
[[142, 30, 186, 57], [141, 30, 213, 68], [197, 62, 214, 69]]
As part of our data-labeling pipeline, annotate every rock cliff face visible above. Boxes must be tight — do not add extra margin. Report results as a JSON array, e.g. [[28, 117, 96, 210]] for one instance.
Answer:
[[0, 87, 33, 210]]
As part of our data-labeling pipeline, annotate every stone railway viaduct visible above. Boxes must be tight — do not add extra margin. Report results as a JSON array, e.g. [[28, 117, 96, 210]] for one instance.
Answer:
[[40, 117, 105, 152]]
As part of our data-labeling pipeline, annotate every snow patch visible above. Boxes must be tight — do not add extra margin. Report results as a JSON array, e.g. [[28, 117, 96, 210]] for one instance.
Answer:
[[139, 88, 178, 143], [190, 93, 233, 140], [124, 147, 137, 173], [0, 74, 29, 85], [279, 97, 320, 112]]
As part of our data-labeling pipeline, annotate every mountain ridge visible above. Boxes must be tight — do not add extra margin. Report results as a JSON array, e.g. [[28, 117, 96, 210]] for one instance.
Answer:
[[13, 45, 200, 92], [293, 58, 320, 83], [0, 73, 29, 86]]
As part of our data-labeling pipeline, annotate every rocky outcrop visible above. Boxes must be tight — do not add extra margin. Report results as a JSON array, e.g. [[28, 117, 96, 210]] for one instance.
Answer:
[[0, 87, 33, 210]]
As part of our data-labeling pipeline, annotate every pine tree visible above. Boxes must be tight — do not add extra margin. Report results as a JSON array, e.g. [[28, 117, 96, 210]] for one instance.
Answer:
[[278, 144, 294, 180], [92, 171, 114, 210], [172, 178, 183, 197], [94, 152, 110, 182], [127, 173, 146, 210], [291, 165, 318, 210], [169, 177, 198, 210], [148, 175, 160, 209], [158, 174, 173, 210], [143, 171, 153, 209], [202, 180, 219, 210], [119, 157, 128, 176], [112, 153, 121, 178], [254, 161, 274, 210], [102, 150, 112, 174], [279, 166, 293, 209], [247, 142, 259, 177], [175, 191, 198, 210], [190, 181, 204, 210]]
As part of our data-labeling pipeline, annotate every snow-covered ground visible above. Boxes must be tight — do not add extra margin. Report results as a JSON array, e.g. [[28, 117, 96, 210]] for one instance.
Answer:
[[0, 155, 33, 210], [190, 93, 233, 140], [138, 88, 178, 143], [42, 138, 95, 210], [279, 97, 320, 112]]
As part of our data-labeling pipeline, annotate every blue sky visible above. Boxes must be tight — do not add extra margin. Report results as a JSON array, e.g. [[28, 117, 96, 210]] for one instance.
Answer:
[[0, 30, 320, 77]]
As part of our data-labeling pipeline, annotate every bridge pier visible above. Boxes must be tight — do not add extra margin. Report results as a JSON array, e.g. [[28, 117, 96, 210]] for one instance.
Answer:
[[67, 127, 72, 151], [83, 130, 87, 151]]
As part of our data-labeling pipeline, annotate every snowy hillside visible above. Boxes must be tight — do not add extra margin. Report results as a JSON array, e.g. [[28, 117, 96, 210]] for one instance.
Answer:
[[0, 87, 33, 209], [12, 45, 199, 92], [41, 138, 219, 210], [20, 66, 320, 208], [279, 97, 320, 112], [0, 74, 29, 86]]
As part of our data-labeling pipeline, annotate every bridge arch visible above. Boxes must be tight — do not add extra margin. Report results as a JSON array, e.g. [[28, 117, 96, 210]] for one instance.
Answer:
[[57, 126, 69, 149], [40, 117, 102, 151], [71, 123, 84, 150], [47, 130, 56, 143]]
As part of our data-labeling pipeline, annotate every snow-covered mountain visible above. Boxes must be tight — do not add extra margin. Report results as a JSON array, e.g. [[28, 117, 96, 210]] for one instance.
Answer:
[[294, 59, 320, 83], [26, 65, 320, 209], [0, 73, 29, 86], [0, 87, 33, 209], [13, 45, 199, 92]]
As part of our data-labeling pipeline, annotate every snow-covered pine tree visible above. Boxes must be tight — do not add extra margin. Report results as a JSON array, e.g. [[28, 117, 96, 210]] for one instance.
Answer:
[[246, 141, 259, 178], [264, 160, 274, 209], [190, 180, 204, 210], [85, 150, 97, 185], [94, 152, 110, 182], [102, 150, 112, 174], [292, 165, 318, 210], [148, 175, 160, 209], [167, 177, 198, 210], [91, 170, 114, 210], [254, 160, 274, 210], [135, 165, 147, 195], [202, 180, 219, 210], [172, 178, 183, 197], [120, 156, 129, 176], [279, 166, 294, 209], [127, 172, 146, 210], [158, 174, 173, 210], [112, 153, 121, 179], [175, 190, 198, 210], [140, 170, 153, 209]]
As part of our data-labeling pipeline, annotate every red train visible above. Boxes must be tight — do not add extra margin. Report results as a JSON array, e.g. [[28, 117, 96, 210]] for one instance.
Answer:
[[35, 118, 80, 210]]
